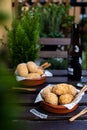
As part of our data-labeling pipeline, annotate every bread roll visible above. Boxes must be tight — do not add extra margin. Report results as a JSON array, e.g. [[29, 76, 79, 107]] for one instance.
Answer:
[[59, 94, 73, 105], [68, 85, 77, 96], [41, 86, 52, 98], [43, 92, 58, 105], [16, 63, 28, 77], [26, 73, 41, 79], [36, 68, 44, 75], [52, 83, 69, 95], [27, 61, 38, 73]]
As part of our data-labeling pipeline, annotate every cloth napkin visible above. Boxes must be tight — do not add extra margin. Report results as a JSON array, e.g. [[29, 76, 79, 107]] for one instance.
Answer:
[[16, 70, 53, 81]]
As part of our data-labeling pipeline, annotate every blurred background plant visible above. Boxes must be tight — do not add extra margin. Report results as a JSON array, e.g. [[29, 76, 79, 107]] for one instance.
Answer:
[[6, 7, 41, 68], [0, 62, 20, 130], [80, 17, 87, 69], [36, 3, 74, 38], [17, 3, 74, 38]]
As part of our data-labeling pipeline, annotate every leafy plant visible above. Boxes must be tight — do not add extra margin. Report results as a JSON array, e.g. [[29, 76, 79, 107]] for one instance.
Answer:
[[0, 62, 20, 130], [37, 3, 74, 38], [6, 8, 40, 67], [79, 18, 87, 69]]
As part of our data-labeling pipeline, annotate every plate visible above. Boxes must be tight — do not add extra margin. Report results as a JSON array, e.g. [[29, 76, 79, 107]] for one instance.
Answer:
[[40, 101, 78, 114], [19, 76, 46, 86]]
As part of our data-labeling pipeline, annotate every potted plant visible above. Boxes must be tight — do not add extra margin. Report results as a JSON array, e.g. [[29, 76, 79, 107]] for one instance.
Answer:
[[6, 8, 40, 68]]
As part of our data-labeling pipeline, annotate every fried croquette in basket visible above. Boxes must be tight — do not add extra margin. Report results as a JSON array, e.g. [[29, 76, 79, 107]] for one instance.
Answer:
[[15, 61, 44, 79], [42, 92, 58, 105], [68, 85, 77, 96], [16, 63, 28, 77], [59, 93, 73, 105], [26, 73, 41, 79], [27, 61, 38, 73], [41, 86, 53, 98], [41, 83, 77, 105], [52, 83, 69, 95]]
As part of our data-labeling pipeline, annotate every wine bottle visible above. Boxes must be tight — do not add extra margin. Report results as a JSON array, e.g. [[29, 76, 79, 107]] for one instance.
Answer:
[[68, 23, 82, 81]]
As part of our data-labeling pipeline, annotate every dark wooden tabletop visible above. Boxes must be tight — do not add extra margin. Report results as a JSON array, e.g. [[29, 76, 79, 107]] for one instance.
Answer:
[[14, 70, 87, 130]]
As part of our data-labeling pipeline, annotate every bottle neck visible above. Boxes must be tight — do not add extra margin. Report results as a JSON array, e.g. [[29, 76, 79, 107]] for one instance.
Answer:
[[71, 23, 80, 46], [69, 23, 82, 57]]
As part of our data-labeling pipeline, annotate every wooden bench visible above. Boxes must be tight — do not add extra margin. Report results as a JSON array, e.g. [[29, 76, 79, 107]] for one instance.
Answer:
[[39, 38, 70, 59]]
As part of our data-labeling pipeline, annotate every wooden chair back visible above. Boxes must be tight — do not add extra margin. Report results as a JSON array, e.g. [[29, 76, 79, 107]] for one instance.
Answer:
[[39, 38, 70, 59]]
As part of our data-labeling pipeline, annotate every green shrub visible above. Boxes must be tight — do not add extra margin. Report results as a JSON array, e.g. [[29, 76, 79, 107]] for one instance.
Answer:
[[6, 9, 40, 67], [38, 4, 74, 38]]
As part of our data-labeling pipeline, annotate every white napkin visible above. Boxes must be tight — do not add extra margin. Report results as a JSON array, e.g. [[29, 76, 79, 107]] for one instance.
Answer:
[[44, 70, 53, 77], [35, 84, 84, 110], [16, 70, 53, 81]]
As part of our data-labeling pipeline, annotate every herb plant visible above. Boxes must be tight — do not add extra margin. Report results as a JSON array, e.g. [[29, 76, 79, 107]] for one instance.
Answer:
[[6, 8, 40, 67], [39, 4, 74, 38]]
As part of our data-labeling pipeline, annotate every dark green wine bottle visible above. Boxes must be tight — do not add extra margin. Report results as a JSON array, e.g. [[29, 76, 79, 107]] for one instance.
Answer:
[[68, 23, 82, 81]]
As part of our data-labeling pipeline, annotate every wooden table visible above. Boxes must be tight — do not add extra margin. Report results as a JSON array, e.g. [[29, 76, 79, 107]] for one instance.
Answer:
[[14, 70, 87, 130]]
